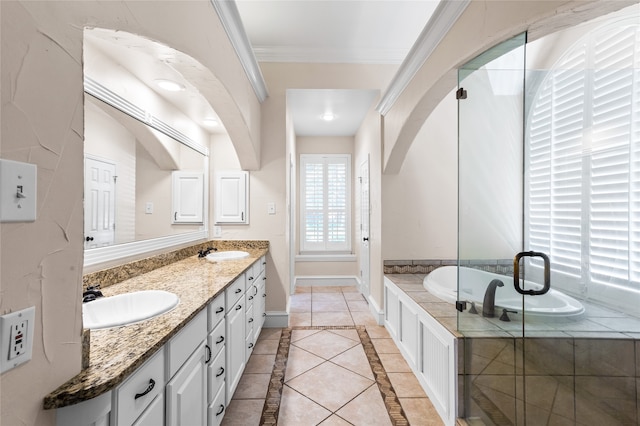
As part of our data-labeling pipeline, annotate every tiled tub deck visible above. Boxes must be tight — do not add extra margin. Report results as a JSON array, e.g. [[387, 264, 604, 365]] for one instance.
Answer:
[[384, 272, 640, 426]]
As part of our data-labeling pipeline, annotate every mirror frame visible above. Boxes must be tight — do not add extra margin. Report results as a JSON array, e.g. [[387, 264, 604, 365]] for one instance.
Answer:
[[83, 76, 210, 268]]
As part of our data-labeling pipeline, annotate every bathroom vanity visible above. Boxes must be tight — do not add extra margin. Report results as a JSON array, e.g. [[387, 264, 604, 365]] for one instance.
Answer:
[[44, 241, 268, 426]]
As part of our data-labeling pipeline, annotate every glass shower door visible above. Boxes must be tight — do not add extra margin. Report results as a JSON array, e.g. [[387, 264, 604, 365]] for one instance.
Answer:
[[457, 33, 528, 425]]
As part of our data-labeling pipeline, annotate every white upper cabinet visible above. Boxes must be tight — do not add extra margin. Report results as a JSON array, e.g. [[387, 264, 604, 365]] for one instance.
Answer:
[[172, 171, 204, 224], [214, 171, 249, 224]]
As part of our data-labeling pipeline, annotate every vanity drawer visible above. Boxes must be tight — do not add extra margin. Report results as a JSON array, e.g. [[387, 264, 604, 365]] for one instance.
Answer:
[[166, 309, 207, 379], [208, 384, 226, 426], [226, 275, 245, 311], [207, 347, 226, 404], [115, 349, 165, 426], [208, 292, 225, 331], [208, 318, 226, 360]]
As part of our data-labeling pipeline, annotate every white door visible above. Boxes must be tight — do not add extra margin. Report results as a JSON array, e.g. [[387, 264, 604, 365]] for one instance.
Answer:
[[166, 342, 207, 426], [359, 157, 371, 299], [84, 156, 116, 249]]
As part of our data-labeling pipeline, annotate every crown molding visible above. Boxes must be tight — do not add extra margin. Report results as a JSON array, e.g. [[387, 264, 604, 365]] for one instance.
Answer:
[[376, 0, 470, 115], [211, 0, 268, 102], [253, 46, 411, 64]]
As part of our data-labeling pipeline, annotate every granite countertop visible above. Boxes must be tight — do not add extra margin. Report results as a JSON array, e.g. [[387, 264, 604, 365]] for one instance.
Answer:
[[44, 244, 268, 410]]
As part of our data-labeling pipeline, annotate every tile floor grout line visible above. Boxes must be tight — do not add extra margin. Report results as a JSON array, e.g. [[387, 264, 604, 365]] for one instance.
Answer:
[[260, 325, 410, 426]]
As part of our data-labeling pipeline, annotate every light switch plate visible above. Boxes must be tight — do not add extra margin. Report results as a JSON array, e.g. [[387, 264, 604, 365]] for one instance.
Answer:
[[0, 159, 37, 222]]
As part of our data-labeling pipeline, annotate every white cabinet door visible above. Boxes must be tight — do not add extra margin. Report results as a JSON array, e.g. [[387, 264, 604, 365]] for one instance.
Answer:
[[225, 299, 245, 404], [214, 171, 248, 224], [132, 393, 164, 426], [166, 342, 207, 426], [172, 171, 204, 224]]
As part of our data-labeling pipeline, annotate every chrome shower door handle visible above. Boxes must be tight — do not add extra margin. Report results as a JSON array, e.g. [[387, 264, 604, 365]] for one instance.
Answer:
[[513, 251, 550, 296]]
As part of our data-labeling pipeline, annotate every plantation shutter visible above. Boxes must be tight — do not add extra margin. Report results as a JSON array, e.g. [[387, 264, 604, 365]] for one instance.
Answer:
[[527, 21, 640, 293], [300, 154, 351, 252]]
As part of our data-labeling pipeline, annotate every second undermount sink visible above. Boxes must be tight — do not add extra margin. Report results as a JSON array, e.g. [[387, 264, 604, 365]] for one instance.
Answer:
[[83, 290, 179, 330], [205, 250, 250, 262]]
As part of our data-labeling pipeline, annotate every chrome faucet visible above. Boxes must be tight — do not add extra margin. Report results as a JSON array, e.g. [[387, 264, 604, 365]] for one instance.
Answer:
[[482, 279, 504, 318]]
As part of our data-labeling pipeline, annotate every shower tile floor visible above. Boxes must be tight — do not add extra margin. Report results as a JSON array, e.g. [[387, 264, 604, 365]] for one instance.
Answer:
[[221, 285, 445, 425]]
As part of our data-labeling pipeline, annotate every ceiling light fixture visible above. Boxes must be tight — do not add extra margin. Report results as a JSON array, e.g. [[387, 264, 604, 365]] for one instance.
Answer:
[[154, 79, 185, 92], [321, 112, 336, 121]]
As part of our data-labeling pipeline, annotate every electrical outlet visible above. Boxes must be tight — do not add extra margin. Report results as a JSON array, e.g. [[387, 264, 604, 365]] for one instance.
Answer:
[[9, 320, 27, 359], [1, 307, 35, 374]]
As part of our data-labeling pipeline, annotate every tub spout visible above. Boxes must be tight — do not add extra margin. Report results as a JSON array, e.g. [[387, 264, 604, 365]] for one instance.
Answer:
[[482, 279, 504, 318]]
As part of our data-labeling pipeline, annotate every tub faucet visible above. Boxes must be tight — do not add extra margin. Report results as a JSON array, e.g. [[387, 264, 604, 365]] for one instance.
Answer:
[[482, 279, 504, 318]]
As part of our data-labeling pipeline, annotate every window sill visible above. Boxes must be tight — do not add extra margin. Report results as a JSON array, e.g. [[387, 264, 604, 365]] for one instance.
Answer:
[[296, 254, 357, 262]]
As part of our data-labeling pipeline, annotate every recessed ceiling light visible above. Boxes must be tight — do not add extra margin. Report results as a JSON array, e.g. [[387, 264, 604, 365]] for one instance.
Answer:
[[203, 118, 219, 127], [154, 79, 185, 92], [321, 112, 336, 121]]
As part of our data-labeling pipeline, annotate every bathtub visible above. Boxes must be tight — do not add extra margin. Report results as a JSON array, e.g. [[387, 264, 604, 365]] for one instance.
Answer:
[[424, 266, 585, 319]]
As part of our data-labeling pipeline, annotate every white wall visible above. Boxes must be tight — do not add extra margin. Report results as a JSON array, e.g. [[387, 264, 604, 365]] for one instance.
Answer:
[[382, 90, 458, 261]]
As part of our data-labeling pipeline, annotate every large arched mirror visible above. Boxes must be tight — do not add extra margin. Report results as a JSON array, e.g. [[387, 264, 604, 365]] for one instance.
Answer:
[[83, 28, 224, 268]]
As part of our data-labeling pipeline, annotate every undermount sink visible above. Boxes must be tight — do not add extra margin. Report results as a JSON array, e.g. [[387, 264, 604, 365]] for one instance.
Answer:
[[83, 290, 179, 330], [205, 250, 250, 262]]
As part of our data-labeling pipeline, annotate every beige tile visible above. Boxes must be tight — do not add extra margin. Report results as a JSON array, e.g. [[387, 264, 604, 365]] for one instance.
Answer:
[[399, 398, 444, 425], [312, 300, 349, 312], [347, 300, 369, 311], [221, 399, 264, 426], [336, 384, 392, 426], [290, 312, 311, 326], [328, 328, 360, 342], [291, 329, 322, 342], [278, 385, 332, 426], [293, 330, 358, 360], [244, 354, 276, 374], [331, 345, 374, 380], [366, 325, 391, 339], [313, 286, 343, 293], [253, 338, 279, 354], [312, 293, 346, 302], [575, 376, 637, 425], [291, 294, 312, 313], [312, 311, 354, 326], [343, 292, 365, 301], [257, 327, 282, 341], [286, 362, 374, 411], [388, 372, 427, 398], [233, 373, 271, 399], [378, 353, 412, 373], [350, 310, 378, 326], [341, 286, 359, 293], [294, 286, 312, 294], [284, 345, 325, 382], [371, 338, 401, 354], [319, 415, 353, 425]]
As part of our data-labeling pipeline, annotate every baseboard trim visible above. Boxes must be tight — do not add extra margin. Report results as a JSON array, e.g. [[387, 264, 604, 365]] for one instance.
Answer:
[[264, 311, 289, 328], [367, 295, 385, 325], [294, 275, 359, 287]]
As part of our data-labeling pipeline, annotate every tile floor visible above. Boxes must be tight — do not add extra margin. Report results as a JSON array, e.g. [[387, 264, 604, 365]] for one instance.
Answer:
[[222, 285, 444, 425]]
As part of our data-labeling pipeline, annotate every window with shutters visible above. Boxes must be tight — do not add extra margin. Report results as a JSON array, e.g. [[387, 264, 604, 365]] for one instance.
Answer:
[[300, 154, 351, 253], [525, 18, 640, 300]]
